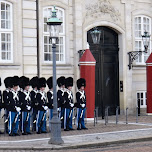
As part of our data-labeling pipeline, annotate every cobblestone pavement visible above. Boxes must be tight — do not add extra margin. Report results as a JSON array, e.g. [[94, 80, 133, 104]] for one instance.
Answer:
[[0, 115, 152, 141], [50, 140, 152, 152], [1, 140, 152, 152], [0, 121, 151, 141]]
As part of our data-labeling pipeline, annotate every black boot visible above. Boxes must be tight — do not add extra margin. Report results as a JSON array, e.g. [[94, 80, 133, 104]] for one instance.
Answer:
[[37, 128, 41, 134]]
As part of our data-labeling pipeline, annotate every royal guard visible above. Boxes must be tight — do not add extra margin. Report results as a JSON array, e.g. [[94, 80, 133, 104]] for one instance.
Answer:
[[29, 76, 39, 131], [8, 76, 21, 136], [64, 77, 74, 131], [3, 77, 12, 134], [19, 76, 32, 135], [46, 77, 53, 131], [36, 77, 48, 134], [76, 78, 88, 130], [57, 76, 65, 128]]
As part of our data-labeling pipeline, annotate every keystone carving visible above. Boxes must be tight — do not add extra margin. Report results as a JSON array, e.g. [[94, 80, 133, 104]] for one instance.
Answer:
[[85, 0, 121, 22]]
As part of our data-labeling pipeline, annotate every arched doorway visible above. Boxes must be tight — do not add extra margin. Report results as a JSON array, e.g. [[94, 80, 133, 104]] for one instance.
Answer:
[[87, 26, 119, 117]]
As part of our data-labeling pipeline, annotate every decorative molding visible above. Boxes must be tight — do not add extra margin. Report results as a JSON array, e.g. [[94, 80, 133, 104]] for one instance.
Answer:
[[85, 0, 121, 22]]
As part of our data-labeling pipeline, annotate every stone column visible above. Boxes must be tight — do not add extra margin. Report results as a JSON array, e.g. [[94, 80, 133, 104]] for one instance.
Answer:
[[79, 49, 96, 118], [22, 0, 38, 77]]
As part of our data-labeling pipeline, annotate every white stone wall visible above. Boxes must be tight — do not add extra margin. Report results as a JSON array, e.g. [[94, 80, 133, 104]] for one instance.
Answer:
[[0, 0, 151, 114]]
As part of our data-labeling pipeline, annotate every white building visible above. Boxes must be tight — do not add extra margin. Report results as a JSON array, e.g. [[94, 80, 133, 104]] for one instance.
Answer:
[[0, 0, 152, 116]]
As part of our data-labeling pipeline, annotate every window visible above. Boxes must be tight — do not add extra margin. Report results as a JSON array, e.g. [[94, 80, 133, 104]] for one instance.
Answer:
[[134, 16, 151, 64], [137, 91, 147, 108], [43, 7, 65, 63], [0, 1, 13, 62]]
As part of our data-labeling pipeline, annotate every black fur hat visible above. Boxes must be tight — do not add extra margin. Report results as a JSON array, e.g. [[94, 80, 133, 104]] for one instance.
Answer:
[[19, 76, 30, 89], [47, 77, 53, 89], [30, 76, 39, 88], [77, 78, 86, 89], [57, 76, 65, 87], [11, 76, 19, 87], [4, 77, 12, 88], [38, 77, 46, 89], [65, 77, 73, 88]]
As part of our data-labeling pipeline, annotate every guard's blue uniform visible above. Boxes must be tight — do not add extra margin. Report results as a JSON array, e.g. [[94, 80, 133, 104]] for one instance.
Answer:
[[36, 91, 47, 133], [47, 90, 53, 131], [76, 90, 86, 129], [19, 90, 31, 134], [64, 89, 74, 130], [8, 89, 21, 135]]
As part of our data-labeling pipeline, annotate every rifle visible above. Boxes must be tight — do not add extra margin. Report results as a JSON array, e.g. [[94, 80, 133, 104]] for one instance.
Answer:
[[3, 111, 9, 134], [23, 112, 30, 133], [39, 110, 47, 132], [66, 108, 73, 129], [78, 108, 84, 128], [32, 113, 37, 132], [10, 112, 20, 136]]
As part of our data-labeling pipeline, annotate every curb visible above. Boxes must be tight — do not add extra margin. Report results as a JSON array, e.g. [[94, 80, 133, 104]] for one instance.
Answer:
[[1, 136, 152, 150]]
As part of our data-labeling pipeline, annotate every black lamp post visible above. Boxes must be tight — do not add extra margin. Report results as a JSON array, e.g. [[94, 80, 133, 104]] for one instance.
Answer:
[[46, 6, 64, 145], [128, 31, 151, 70]]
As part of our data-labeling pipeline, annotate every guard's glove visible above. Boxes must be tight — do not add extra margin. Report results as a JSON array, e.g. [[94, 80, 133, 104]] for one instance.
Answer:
[[26, 105, 31, 111], [43, 106, 48, 111], [70, 103, 74, 108], [15, 106, 21, 112], [57, 108, 60, 112], [81, 104, 85, 108]]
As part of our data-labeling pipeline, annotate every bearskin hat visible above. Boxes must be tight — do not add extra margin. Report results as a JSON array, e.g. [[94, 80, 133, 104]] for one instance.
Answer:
[[4, 77, 12, 88], [11, 76, 19, 87], [19, 76, 30, 89], [57, 76, 65, 87], [38, 77, 46, 89], [65, 77, 73, 88], [77, 78, 86, 89], [30, 76, 39, 88], [47, 77, 53, 89]]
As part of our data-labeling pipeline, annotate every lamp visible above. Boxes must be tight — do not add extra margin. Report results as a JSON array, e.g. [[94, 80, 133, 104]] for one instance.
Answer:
[[90, 27, 101, 44], [128, 31, 151, 70], [47, 6, 64, 145], [142, 31, 150, 53]]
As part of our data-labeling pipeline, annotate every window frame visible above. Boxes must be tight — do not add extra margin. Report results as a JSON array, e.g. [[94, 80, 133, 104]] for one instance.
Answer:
[[134, 15, 152, 65], [136, 91, 147, 108], [0, 1, 13, 63], [43, 6, 65, 64]]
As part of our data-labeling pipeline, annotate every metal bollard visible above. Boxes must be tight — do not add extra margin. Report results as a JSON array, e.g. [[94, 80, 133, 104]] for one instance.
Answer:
[[85, 108, 87, 125], [96, 107, 98, 124], [126, 108, 128, 124], [116, 106, 119, 124], [106, 106, 110, 124], [136, 106, 138, 123], [94, 109, 96, 126], [105, 108, 107, 125]]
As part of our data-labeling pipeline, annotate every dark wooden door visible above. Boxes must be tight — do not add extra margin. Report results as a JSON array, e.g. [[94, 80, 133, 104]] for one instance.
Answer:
[[87, 26, 119, 117]]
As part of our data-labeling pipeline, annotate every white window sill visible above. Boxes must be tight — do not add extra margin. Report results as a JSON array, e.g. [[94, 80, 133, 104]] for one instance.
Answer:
[[0, 63, 20, 69]]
